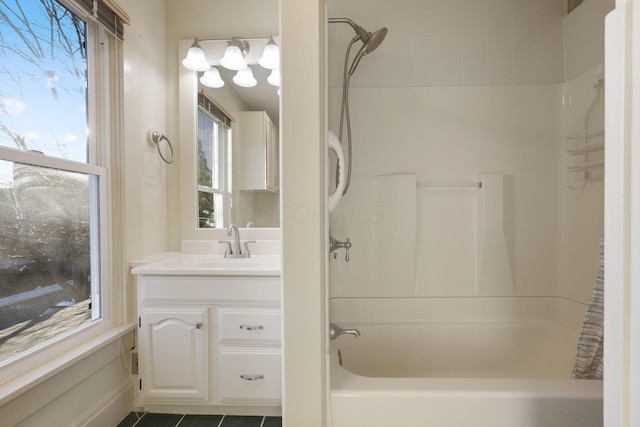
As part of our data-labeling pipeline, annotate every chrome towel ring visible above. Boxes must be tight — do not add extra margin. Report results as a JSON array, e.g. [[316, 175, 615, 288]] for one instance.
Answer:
[[148, 130, 175, 164]]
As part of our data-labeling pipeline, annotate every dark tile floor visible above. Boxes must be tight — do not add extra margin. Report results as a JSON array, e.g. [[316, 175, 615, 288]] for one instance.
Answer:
[[117, 412, 282, 427]]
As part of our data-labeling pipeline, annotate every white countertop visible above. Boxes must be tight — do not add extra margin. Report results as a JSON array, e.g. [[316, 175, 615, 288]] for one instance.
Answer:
[[131, 254, 281, 277]]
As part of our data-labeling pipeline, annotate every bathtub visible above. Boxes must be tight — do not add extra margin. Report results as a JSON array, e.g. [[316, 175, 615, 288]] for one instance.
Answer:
[[329, 297, 603, 427]]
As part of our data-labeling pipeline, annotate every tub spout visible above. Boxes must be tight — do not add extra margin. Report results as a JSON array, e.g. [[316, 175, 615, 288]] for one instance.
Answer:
[[330, 323, 360, 340]]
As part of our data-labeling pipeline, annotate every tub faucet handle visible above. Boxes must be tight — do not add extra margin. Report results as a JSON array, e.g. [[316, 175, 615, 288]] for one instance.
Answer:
[[330, 235, 352, 262]]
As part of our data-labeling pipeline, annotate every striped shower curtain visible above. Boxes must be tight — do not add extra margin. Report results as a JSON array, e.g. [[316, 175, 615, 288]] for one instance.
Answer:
[[571, 234, 605, 379]]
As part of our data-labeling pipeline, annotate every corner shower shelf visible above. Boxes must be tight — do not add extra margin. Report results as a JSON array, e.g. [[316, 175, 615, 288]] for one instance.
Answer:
[[566, 129, 605, 154], [567, 160, 605, 173], [566, 128, 605, 181]]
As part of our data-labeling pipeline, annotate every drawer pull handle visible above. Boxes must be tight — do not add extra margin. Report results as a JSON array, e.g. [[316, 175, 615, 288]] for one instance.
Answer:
[[240, 374, 265, 381], [195, 322, 203, 329], [240, 324, 264, 331]]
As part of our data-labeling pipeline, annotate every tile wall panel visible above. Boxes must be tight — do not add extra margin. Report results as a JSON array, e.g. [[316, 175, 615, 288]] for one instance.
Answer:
[[328, 0, 565, 87]]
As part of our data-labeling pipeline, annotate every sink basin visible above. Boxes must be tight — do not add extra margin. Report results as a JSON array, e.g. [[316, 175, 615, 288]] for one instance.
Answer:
[[131, 254, 280, 276]]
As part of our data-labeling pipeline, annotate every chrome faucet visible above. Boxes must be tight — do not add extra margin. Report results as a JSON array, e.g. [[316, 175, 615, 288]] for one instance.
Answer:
[[219, 224, 254, 258], [228, 223, 241, 255], [330, 235, 352, 262], [329, 323, 360, 340]]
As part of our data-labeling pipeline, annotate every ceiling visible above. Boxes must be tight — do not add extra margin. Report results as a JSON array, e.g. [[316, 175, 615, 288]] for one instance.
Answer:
[[218, 66, 280, 125]]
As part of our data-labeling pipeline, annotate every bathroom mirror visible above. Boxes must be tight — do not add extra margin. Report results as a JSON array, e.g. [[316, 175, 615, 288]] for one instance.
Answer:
[[177, 0, 279, 231]]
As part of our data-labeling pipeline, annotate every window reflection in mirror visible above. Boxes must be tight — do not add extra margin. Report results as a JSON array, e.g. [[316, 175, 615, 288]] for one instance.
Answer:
[[197, 92, 232, 228]]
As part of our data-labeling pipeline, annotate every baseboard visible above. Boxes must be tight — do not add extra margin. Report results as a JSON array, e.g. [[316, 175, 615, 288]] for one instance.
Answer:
[[81, 381, 135, 427]]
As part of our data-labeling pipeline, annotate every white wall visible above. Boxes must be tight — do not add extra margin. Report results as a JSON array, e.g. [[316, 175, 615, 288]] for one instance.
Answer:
[[555, 0, 613, 304], [328, 0, 565, 87], [329, 85, 562, 298], [327, 0, 612, 303], [280, 1, 328, 425], [557, 66, 605, 304], [7, 336, 135, 427], [564, 0, 615, 80], [122, 0, 170, 328]]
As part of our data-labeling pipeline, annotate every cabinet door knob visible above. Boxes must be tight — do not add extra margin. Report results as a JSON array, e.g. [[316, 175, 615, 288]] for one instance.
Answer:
[[195, 322, 203, 329], [239, 324, 264, 331], [240, 374, 265, 381]]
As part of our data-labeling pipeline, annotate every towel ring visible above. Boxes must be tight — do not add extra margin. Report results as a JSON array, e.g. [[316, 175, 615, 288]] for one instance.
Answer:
[[148, 130, 175, 164]]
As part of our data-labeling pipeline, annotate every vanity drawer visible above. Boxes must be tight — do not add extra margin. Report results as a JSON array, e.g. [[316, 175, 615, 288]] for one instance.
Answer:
[[218, 308, 281, 343], [217, 350, 282, 403]]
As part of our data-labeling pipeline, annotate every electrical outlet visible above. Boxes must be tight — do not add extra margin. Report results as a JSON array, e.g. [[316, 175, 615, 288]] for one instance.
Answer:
[[131, 352, 139, 375]]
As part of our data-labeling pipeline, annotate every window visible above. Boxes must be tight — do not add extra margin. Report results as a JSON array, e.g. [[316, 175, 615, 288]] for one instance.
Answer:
[[0, 0, 125, 369], [197, 92, 232, 228]]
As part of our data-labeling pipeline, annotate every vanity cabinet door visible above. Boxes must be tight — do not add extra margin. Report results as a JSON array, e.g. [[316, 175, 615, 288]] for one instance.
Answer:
[[139, 307, 209, 404]]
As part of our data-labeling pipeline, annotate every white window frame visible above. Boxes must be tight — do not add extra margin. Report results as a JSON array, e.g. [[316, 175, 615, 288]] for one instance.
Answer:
[[197, 106, 232, 228], [0, 0, 125, 396]]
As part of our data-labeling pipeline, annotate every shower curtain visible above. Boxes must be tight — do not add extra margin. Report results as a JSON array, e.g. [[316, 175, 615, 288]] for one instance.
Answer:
[[571, 234, 604, 379]]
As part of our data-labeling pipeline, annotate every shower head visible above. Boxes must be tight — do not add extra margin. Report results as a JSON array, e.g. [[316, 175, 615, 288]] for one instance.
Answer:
[[328, 18, 388, 76], [348, 26, 388, 76]]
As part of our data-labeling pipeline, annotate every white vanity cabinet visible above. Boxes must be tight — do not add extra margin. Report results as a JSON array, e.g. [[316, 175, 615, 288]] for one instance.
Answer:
[[135, 274, 281, 411], [238, 111, 279, 193]]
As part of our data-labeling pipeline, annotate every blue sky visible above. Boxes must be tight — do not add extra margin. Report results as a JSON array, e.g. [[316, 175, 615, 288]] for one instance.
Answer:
[[0, 0, 88, 177]]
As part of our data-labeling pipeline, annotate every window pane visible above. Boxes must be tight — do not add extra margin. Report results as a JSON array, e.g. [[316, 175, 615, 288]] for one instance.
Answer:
[[0, 160, 100, 364], [213, 193, 224, 228], [211, 121, 219, 189], [0, 0, 88, 162], [198, 190, 215, 228], [197, 109, 213, 188]]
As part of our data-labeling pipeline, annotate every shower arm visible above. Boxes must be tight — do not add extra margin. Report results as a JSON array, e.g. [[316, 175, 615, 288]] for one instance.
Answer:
[[328, 17, 368, 43]]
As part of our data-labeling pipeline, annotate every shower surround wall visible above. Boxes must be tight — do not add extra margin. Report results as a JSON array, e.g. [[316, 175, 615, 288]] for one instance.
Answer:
[[328, 0, 612, 303]]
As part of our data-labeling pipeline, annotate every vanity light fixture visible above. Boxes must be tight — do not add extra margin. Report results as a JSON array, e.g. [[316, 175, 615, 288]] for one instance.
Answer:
[[219, 37, 249, 71], [267, 68, 280, 87], [182, 36, 280, 88], [259, 36, 280, 69], [200, 67, 225, 88], [181, 39, 211, 72], [233, 67, 257, 88]]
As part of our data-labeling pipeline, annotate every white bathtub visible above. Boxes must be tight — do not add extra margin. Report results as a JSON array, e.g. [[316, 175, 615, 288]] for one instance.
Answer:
[[329, 297, 603, 427]]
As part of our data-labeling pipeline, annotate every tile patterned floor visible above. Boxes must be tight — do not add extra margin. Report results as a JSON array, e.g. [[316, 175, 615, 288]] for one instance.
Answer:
[[117, 412, 282, 427]]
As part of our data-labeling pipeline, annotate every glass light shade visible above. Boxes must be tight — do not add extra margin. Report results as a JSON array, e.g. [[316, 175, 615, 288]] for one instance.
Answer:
[[182, 43, 210, 72], [220, 45, 247, 71], [232, 67, 257, 88], [267, 68, 280, 87], [200, 68, 224, 88], [259, 39, 280, 70]]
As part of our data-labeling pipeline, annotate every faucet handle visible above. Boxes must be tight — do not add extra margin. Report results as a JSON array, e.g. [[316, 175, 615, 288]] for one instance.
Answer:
[[242, 240, 256, 256], [344, 237, 351, 262], [219, 240, 233, 256], [329, 235, 352, 262]]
